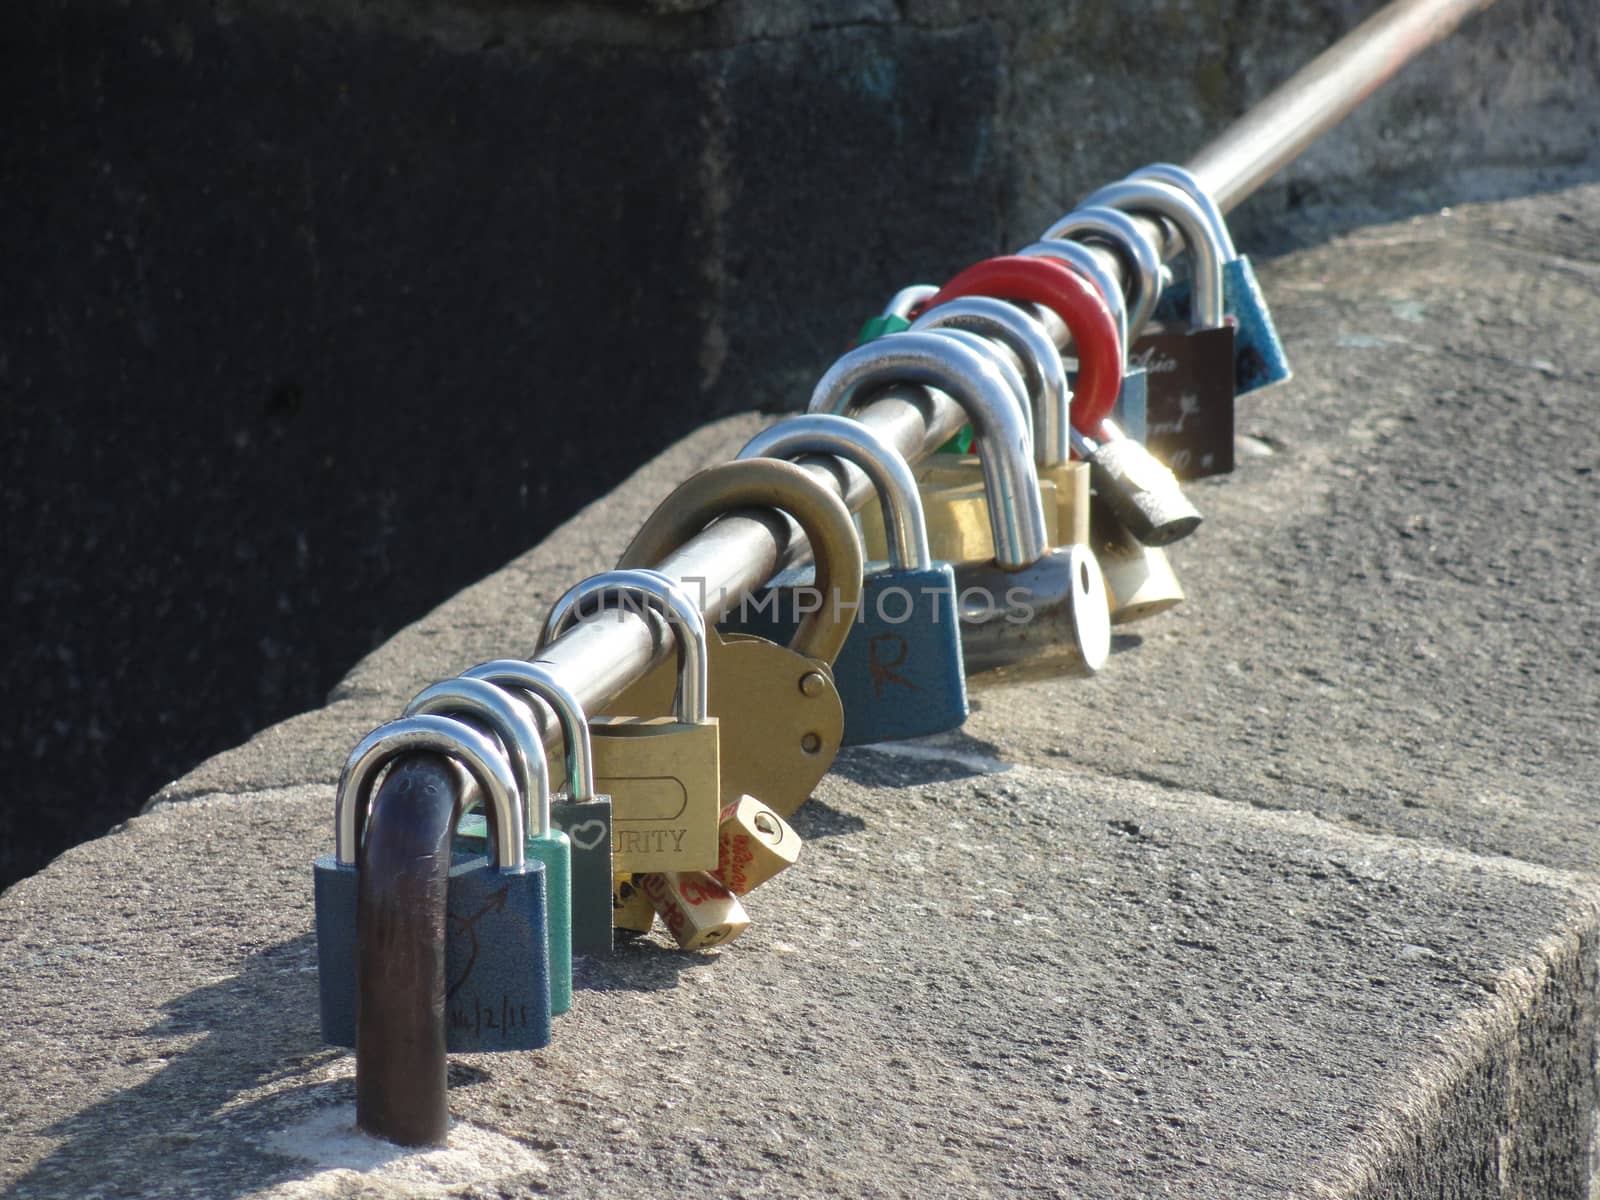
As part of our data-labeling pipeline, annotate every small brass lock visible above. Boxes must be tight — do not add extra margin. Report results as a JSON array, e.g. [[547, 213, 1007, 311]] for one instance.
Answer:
[[1089, 499, 1185, 625], [714, 794, 801, 895], [639, 871, 752, 951], [610, 458, 863, 819], [542, 570, 721, 875], [613, 874, 656, 936]]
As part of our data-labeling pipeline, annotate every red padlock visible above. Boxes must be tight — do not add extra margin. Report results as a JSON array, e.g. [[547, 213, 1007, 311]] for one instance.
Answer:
[[923, 255, 1123, 435]]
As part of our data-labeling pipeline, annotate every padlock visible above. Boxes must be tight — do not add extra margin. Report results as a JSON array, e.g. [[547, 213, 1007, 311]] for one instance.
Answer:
[[607, 459, 862, 818], [714, 794, 802, 895], [1076, 178, 1237, 479], [1128, 162, 1292, 393], [722, 413, 968, 745], [907, 297, 1090, 547], [613, 874, 656, 936], [541, 569, 722, 874], [1016, 234, 1150, 446], [401, 676, 572, 1015], [459, 659, 613, 960], [856, 283, 939, 344], [1089, 497, 1185, 625], [1069, 420, 1201, 548], [639, 871, 752, 951], [809, 328, 1110, 684], [314, 713, 552, 1052]]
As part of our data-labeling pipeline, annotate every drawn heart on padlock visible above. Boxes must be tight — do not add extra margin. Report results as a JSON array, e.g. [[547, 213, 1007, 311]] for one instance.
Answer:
[[563, 820, 607, 852]]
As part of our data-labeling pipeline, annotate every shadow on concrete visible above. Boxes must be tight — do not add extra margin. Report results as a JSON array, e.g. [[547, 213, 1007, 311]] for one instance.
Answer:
[[827, 729, 1014, 791], [574, 933, 730, 995], [7, 933, 354, 1199]]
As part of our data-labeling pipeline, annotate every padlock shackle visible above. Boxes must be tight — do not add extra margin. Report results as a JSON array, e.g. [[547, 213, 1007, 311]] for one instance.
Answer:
[[542, 569, 709, 724], [881, 283, 938, 321], [736, 414, 932, 573], [929, 328, 1034, 448], [808, 330, 1050, 571], [923, 255, 1123, 437], [1126, 162, 1238, 260], [402, 676, 553, 839], [1076, 179, 1226, 330], [1015, 239, 1130, 359], [461, 659, 596, 808], [335, 714, 526, 870], [909, 296, 1071, 470], [616, 460, 866, 667], [1036, 202, 1167, 337]]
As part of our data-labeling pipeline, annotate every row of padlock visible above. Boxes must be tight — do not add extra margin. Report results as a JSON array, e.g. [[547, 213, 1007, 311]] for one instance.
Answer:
[[313, 161, 1291, 1054]]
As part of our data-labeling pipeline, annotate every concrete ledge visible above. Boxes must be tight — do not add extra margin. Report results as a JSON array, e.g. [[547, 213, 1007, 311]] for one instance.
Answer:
[[6, 182, 1600, 1194]]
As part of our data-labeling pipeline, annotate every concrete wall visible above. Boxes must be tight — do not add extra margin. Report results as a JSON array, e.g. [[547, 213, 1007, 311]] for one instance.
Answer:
[[4, 0, 1596, 887]]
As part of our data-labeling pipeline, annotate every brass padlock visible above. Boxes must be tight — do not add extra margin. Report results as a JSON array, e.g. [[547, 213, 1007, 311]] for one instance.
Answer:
[[612, 874, 656, 936], [639, 871, 751, 951], [714, 794, 801, 895], [541, 569, 720, 875], [810, 330, 1109, 684], [612, 458, 863, 819], [1090, 499, 1185, 625], [910, 296, 1090, 547]]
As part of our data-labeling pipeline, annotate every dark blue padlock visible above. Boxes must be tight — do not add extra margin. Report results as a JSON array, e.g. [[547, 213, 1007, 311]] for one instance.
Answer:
[[1129, 162, 1292, 395], [721, 413, 968, 746], [314, 710, 553, 1052]]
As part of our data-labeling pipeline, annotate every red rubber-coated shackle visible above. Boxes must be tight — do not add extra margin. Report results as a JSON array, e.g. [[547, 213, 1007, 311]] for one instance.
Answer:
[[923, 255, 1123, 435]]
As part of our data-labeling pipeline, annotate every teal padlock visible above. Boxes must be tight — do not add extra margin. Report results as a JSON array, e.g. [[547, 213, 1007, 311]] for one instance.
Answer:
[[313, 713, 553, 1052], [1129, 161, 1292, 394], [404, 676, 573, 1016], [461, 659, 614, 960], [723, 413, 967, 745]]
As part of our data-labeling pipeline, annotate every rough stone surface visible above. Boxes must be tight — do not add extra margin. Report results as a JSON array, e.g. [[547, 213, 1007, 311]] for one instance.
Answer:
[[4, 772, 1598, 1199], [6, 0, 1596, 887], [4, 182, 1600, 1195]]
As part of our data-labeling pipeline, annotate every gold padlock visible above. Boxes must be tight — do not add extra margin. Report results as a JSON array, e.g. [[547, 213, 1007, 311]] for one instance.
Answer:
[[613, 874, 656, 936], [610, 458, 863, 819], [908, 296, 1091, 551], [639, 871, 752, 950], [1090, 498, 1185, 624], [542, 570, 721, 874], [714, 794, 801, 896]]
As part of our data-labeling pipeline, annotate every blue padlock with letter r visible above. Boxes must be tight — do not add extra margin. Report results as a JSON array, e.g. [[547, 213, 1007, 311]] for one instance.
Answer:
[[313, 704, 553, 1053], [720, 412, 968, 746]]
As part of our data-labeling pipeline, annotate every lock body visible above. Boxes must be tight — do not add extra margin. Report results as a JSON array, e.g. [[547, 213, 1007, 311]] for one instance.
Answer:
[[587, 716, 720, 874], [613, 874, 656, 935], [314, 851, 552, 1052], [950, 545, 1110, 684], [639, 870, 752, 950], [720, 562, 967, 746], [1090, 500, 1184, 624], [1155, 260, 1292, 394], [1129, 321, 1236, 480], [861, 457, 1061, 565], [604, 633, 843, 819], [714, 795, 801, 895], [551, 796, 614, 956]]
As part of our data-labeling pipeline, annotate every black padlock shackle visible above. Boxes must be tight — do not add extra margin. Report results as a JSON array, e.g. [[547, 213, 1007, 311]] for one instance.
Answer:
[[403, 676, 553, 839], [736, 414, 933, 573], [908, 297, 1071, 471], [1074, 179, 1225, 330], [1039, 206, 1165, 334], [541, 569, 709, 725], [462, 660, 598, 807], [808, 330, 1050, 571], [1127, 163, 1239, 261], [335, 714, 526, 870]]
